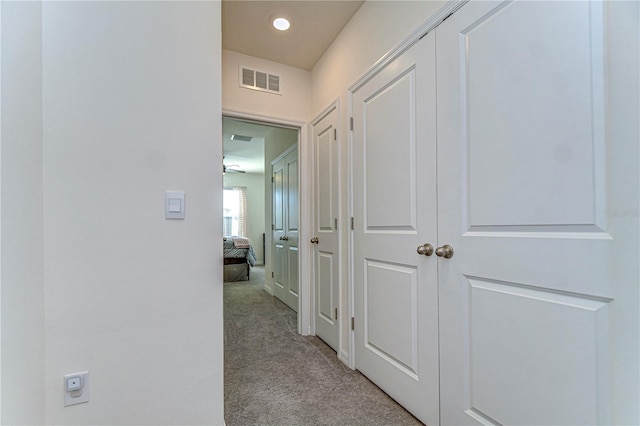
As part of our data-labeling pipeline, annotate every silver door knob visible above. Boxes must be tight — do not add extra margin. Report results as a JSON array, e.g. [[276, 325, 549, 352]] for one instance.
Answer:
[[416, 243, 434, 256], [279, 236, 283, 240], [435, 244, 454, 258], [310, 237, 319, 244], [282, 236, 289, 241]]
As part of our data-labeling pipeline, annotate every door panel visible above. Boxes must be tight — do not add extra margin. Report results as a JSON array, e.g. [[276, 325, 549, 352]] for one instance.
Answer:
[[317, 252, 334, 321], [272, 147, 299, 312], [288, 246, 299, 296], [364, 260, 418, 376], [272, 157, 286, 300], [313, 107, 340, 351], [353, 32, 439, 426], [463, 0, 603, 229], [467, 278, 607, 425], [287, 156, 299, 232], [364, 72, 416, 230], [437, 1, 637, 424], [286, 150, 299, 307]]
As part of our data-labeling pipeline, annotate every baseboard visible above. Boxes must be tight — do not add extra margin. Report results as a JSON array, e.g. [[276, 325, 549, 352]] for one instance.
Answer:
[[263, 284, 273, 295], [339, 349, 350, 367]]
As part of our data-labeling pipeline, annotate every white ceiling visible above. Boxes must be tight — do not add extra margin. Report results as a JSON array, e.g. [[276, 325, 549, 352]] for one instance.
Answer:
[[223, 118, 273, 174], [222, 0, 364, 70]]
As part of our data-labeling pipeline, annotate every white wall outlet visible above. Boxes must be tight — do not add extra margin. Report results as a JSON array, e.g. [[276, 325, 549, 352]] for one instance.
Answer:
[[64, 371, 89, 406]]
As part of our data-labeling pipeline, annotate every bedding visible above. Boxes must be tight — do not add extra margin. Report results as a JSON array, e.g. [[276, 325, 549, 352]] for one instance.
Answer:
[[223, 237, 256, 266], [223, 237, 256, 282]]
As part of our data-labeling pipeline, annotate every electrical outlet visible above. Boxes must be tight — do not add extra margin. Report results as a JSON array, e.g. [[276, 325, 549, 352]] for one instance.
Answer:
[[64, 371, 89, 406]]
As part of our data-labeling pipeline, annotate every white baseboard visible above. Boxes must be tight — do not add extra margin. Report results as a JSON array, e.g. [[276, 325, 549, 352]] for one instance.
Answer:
[[339, 350, 350, 367]]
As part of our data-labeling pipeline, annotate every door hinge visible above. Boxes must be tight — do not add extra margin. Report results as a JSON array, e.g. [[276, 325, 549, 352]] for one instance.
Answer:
[[271, 176, 274, 183], [334, 218, 338, 229], [334, 128, 337, 140], [350, 117, 354, 131], [272, 271, 274, 278], [334, 308, 338, 320], [351, 317, 355, 331], [272, 224, 275, 230], [350, 217, 354, 230]]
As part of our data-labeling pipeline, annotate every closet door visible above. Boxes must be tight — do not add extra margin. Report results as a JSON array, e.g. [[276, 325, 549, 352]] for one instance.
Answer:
[[436, 1, 638, 424], [272, 146, 299, 312], [312, 106, 340, 351], [352, 31, 439, 425]]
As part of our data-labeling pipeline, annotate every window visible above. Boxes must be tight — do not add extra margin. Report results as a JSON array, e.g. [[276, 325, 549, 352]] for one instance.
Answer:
[[223, 186, 247, 237]]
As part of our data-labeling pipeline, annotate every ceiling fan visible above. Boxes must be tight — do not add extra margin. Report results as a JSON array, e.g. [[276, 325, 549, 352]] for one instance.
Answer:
[[223, 157, 245, 174]]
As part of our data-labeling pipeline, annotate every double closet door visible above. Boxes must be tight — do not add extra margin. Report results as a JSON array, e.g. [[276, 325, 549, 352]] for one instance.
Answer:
[[272, 146, 299, 312], [352, 1, 637, 425]]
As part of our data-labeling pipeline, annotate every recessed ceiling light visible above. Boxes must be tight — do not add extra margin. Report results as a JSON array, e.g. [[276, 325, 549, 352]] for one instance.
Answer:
[[273, 17, 291, 31]]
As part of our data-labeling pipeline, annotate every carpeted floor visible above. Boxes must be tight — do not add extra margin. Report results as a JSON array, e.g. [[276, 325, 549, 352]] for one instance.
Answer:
[[224, 266, 423, 425]]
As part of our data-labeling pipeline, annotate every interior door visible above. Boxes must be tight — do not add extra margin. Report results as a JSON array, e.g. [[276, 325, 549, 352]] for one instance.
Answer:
[[436, 1, 638, 424], [272, 155, 288, 306], [272, 146, 299, 312], [352, 32, 439, 425], [312, 106, 340, 351], [285, 148, 299, 312]]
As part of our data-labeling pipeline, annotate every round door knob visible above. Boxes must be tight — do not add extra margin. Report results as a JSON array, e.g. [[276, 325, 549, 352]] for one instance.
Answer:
[[310, 237, 319, 244], [283, 236, 289, 241], [435, 244, 454, 259], [279, 236, 283, 240], [416, 243, 434, 256]]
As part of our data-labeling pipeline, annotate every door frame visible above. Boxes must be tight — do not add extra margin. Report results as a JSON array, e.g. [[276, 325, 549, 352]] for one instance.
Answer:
[[222, 108, 312, 335]]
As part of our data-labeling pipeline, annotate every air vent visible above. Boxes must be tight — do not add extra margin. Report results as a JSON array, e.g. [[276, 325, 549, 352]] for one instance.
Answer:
[[230, 134, 252, 142], [242, 68, 254, 86], [239, 66, 281, 95], [255, 71, 267, 90], [268, 74, 280, 92]]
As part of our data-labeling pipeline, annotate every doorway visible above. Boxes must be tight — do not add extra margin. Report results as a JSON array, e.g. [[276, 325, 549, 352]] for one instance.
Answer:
[[222, 116, 301, 310]]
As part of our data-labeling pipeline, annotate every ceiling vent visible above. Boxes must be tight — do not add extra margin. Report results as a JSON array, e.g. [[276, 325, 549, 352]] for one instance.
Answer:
[[239, 66, 281, 95], [230, 134, 253, 142]]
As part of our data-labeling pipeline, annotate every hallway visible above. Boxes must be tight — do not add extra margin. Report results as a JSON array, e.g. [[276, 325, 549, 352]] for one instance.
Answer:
[[224, 267, 422, 425]]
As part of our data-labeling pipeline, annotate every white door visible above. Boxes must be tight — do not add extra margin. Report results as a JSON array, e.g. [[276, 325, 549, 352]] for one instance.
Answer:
[[312, 106, 340, 351], [272, 146, 299, 312], [436, 1, 638, 424], [352, 32, 440, 425]]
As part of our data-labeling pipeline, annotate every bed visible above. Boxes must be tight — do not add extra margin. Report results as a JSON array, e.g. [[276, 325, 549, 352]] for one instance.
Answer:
[[223, 237, 257, 281]]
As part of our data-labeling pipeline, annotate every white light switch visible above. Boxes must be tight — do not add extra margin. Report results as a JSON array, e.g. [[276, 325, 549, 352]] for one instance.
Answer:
[[168, 198, 182, 213], [165, 191, 185, 219]]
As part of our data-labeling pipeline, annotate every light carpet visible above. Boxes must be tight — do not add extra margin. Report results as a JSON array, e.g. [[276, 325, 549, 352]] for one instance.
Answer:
[[224, 266, 423, 425]]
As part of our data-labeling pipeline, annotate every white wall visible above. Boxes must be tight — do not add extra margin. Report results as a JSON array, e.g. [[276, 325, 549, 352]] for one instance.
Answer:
[[41, 2, 223, 424], [223, 49, 311, 123], [311, 1, 444, 114], [224, 172, 266, 264], [311, 0, 445, 360], [1, 2, 45, 424], [263, 127, 298, 293]]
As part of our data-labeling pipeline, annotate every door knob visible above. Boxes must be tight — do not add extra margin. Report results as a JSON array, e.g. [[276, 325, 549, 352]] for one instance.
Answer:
[[435, 244, 454, 259], [310, 237, 319, 244], [279, 236, 283, 240], [282, 236, 289, 241], [416, 243, 434, 256]]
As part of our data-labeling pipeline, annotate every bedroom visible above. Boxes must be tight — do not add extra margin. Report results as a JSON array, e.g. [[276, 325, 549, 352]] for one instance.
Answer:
[[222, 117, 298, 302]]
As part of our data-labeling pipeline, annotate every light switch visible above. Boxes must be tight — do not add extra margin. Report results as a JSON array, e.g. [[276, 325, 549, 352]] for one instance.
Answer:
[[168, 198, 182, 213], [165, 191, 185, 219]]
